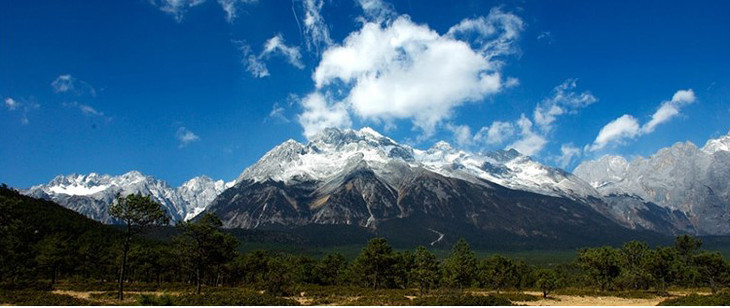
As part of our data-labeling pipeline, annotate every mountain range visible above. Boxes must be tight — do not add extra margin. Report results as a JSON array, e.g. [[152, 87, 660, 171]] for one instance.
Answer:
[[20, 127, 730, 243]]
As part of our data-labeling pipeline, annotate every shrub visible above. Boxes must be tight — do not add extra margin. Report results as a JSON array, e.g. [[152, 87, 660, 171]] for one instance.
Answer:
[[413, 294, 513, 306], [658, 292, 730, 306], [138, 294, 174, 306], [172, 290, 299, 306], [0, 290, 93, 305]]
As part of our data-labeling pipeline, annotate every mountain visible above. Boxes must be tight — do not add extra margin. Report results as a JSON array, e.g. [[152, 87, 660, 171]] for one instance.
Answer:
[[574, 132, 730, 235], [24, 171, 232, 223], [204, 127, 651, 246]]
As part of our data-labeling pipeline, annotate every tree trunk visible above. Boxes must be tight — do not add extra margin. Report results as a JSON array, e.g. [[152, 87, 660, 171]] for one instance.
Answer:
[[118, 223, 131, 301], [51, 264, 57, 286], [196, 265, 202, 295]]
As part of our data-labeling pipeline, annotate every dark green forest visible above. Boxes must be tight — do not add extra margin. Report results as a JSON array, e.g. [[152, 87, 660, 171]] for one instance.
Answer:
[[2, 185, 730, 305]]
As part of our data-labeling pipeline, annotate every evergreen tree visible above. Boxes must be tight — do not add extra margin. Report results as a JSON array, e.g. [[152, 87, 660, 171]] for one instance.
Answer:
[[534, 268, 560, 298], [645, 246, 682, 295], [410, 246, 440, 294], [693, 251, 730, 293], [351, 238, 399, 289], [314, 253, 348, 286], [175, 212, 238, 294], [109, 193, 169, 301], [618, 241, 652, 290], [478, 255, 518, 293], [442, 238, 477, 290], [577, 246, 621, 291]]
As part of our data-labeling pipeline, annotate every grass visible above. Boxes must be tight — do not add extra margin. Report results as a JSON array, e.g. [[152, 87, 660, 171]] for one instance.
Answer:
[[0, 289, 94, 305], [658, 292, 730, 306], [554, 287, 658, 299]]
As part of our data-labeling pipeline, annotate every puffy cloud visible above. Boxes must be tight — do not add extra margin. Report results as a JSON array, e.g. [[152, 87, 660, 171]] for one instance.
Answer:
[[302, 8, 522, 138], [296, 0, 332, 53], [533, 79, 597, 132], [151, 0, 256, 22], [506, 114, 547, 156], [474, 121, 515, 145], [588, 114, 641, 151], [176, 126, 201, 147], [297, 92, 351, 139], [641, 89, 696, 134], [588, 89, 695, 151], [555, 143, 581, 169], [238, 35, 304, 78], [51, 74, 96, 97]]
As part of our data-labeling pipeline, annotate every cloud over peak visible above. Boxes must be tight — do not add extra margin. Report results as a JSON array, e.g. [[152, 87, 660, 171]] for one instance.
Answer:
[[299, 7, 524, 139]]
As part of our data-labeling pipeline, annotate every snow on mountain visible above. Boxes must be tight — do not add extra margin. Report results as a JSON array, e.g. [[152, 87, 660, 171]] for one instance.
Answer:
[[238, 127, 598, 201], [574, 132, 730, 235], [24, 171, 229, 223]]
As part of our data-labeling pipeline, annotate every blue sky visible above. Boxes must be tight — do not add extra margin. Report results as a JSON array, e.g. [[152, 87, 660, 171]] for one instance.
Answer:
[[2, 0, 729, 188]]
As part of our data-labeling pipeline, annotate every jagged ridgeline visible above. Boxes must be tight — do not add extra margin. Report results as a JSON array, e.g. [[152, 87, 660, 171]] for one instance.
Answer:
[[18, 128, 730, 248]]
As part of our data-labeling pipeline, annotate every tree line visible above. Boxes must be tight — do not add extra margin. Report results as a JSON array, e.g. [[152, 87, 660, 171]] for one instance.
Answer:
[[2, 187, 729, 299]]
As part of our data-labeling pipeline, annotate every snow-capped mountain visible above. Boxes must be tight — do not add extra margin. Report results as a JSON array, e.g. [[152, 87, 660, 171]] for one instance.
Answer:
[[206, 127, 636, 244], [24, 171, 232, 223], [574, 132, 730, 235], [239, 127, 597, 201]]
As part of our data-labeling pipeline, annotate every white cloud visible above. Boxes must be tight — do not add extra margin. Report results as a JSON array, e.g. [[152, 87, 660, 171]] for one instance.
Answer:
[[297, 0, 332, 53], [63, 102, 108, 119], [446, 124, 473, 147], [555, 143, 581, 169], [474, 121, 515, 145], [506, 114, 547, 156], [262, 35, 305, 69], [176, 126, 201, 147], [151, 0, 255, 22], [356, 0, 395, 23], [297, 92, 351, 139], [51, 74, 96, 97], [238, 35, 304, 78], [533, 79, 597, 132], [588, 114, 641, 151], [267, 103, 289, 123], [4, 97, 39, 124], [588, 89, 696, 151], [4, 97, 19, 110], [302, 8, 522, 138], [641, 89, 696, 134]]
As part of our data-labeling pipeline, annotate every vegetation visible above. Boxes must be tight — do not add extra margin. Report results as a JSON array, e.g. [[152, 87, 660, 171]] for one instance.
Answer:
[[3, 185, 730, 305], [658, 292, 730, 306]]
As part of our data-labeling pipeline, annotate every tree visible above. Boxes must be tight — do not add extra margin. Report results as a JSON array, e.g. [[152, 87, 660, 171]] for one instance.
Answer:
[[264, 255, 294, 296], [478, 255, 518, 293], [351, 238, 399, 289], [693, 252, 730, 293], [534, 268, 560, 298], [175, 212, 238, 294], [674, 235, 702, 286], [410, 246, 441, 294], [618, 241, 652, 290], [442, 238, 477, 290], [35, 233, 74, 286], [645, 247, 682, 295], [109, 193, 169, 301], [313, 253, 348, 286], [577, 246, 621, 291]]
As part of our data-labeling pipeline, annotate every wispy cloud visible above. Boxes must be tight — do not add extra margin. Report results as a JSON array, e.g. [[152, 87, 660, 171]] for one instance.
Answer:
[[63, 101, 108, 118], [588, 89, 696, 151], [237, 34, 304, 78], [150, 0, 256, 23], [3, 97, 40, 125], [296, 0, 332, 54], [176, 126, 201, 148], [51, 74, 97, 97], [533, 79, 597, 132]]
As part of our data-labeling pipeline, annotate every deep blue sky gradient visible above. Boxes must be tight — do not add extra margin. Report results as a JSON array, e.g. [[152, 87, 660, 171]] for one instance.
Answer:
[[2, 0, 729, 187]]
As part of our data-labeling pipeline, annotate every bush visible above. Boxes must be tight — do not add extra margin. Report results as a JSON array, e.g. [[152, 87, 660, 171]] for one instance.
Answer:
[[0, 290, 93, 305], [413, 294, 513, 306], [138, 294, 174, 306], [497, 292, 540, 302], [658, 292, 730, 306], [172, 290, 299, 306]]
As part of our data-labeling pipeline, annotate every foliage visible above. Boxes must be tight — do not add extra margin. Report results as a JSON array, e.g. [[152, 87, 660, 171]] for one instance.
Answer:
[[658, 292, 730, 306], [138, 294, 174, 306], [351, 238, 403, 289], [577, 246, 621, 291], [0, 290, 93, 305], [413, 294, 513, 306], [442, 238, 477, 289], [478, 255, 519, 292], [172, 290, 299, 306], [535, 268, 560, 298], [410, 246, 441, 293]]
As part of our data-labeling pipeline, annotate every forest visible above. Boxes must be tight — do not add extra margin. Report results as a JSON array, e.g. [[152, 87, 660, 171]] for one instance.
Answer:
[[1, 185, 729, 306]]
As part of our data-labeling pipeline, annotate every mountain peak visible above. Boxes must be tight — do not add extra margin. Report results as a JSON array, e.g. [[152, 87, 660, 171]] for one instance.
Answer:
[[702, 132, 730, 154]]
